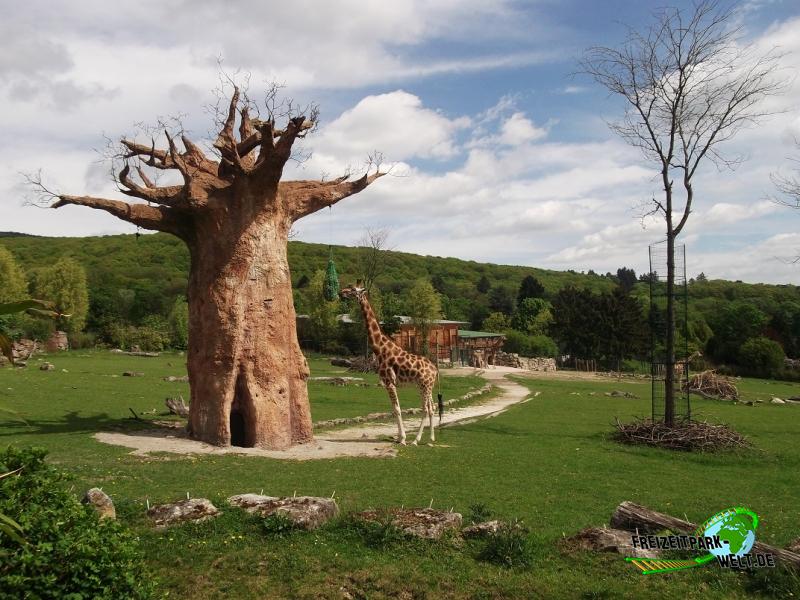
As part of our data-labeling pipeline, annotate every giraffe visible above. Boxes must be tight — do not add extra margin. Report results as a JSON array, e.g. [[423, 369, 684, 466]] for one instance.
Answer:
[[340, 283, 438, 445]]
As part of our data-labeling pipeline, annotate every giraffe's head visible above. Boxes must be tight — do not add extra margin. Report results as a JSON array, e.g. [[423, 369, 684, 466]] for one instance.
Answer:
[[339, 280, 367, 302]]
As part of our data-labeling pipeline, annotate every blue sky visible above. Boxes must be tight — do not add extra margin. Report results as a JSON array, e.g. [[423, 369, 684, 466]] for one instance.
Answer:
[[1, 0, 799, 283]]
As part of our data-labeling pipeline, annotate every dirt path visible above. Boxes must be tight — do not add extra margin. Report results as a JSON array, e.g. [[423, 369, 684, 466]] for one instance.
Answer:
[[94, 367, 533, 460]]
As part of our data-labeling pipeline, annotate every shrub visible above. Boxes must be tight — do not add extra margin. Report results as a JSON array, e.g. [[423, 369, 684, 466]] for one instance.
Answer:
[[168, 296, 189, 349], [738, 337, 784, 377], [468, 503, 493, 524], [476, 519, 533, 569], [502, 331, 558, 358], [262, 512, 298, 538], [68, 330, 97, 349], [0, 446, 155, 599], [108, 323, 170, 352]]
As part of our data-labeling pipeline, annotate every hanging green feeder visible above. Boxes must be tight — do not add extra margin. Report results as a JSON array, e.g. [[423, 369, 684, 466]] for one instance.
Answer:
[[323, 247, 340, 301]]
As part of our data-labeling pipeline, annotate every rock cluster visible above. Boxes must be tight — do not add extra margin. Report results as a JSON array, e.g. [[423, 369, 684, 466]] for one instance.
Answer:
[[493, 352, 557, 371], [45, 331, 69, 352], [147, 498, 220, 528], [355, 507, 462, 539], [227, 494, 338, 529], [565, 526, 659, 559]]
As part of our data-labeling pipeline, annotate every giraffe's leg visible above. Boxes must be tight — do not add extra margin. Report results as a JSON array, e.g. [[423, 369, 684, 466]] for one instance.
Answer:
[[387, 384, 406, 444], [428, 390, 436, 443], [413, 385, 431, 445]]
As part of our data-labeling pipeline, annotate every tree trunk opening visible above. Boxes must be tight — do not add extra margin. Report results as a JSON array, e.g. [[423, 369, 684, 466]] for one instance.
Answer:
[[230, 409, 246, 447]]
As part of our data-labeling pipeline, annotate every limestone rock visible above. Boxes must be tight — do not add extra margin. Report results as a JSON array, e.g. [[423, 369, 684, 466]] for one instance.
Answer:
[[356, 508, 462, 540], [227, 494, 338, 529], [462, 520, 502, 538], [771, 397, 786, 404], [82, 488, 116, 520], [163, 375, 189, 383], [565, 526, 659, 559], [45, 330, 69, 352], [147, 498, 220, 528]]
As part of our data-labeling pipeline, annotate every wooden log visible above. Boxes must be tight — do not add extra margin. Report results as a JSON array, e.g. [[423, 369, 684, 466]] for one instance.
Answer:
[[611, 501, 800, 568], [165, 395, 190, 418]]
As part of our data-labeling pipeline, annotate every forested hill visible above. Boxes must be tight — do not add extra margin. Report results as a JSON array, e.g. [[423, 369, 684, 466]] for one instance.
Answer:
[[2, 232, 800, 368], [0, 231, 617, 312]]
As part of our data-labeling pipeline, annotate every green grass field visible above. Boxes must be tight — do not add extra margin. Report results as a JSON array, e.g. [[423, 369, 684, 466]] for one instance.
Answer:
[[1, 353, 799, 599]]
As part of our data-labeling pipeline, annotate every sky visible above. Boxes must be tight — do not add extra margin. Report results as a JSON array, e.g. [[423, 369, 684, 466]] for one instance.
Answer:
[[1, 0, 799, 284]]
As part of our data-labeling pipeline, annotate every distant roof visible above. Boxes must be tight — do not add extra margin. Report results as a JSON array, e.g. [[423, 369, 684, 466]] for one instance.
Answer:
[[458, 330, 506, 338]]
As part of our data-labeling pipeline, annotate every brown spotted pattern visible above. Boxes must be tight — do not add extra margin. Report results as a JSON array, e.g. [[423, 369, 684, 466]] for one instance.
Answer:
[[340, 285, 438, 444]]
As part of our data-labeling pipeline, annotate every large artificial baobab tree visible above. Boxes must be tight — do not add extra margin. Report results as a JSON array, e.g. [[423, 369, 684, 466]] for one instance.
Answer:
[[37, 85, 385, 449], [582, 0, 784, 427]]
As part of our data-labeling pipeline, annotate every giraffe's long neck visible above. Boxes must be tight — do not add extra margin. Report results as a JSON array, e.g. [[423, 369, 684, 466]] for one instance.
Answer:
[[358, 294, 384, 353]]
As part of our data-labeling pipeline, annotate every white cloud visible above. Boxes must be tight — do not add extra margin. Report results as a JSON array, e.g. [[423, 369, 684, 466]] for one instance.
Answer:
[[702, 201, 778, 226], [498, 112, 548, 146]]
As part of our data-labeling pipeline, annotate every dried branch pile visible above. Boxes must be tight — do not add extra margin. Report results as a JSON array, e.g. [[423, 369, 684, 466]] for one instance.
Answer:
[[682, 370, 738, 401], [613, 418, 749, 452]]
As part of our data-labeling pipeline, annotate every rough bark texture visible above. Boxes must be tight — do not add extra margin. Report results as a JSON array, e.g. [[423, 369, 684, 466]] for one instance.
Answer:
[[48, 86, 384, 450]]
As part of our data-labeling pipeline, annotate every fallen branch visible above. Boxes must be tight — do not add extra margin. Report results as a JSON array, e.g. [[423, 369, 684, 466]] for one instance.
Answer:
[[165, 395, 190, 417]]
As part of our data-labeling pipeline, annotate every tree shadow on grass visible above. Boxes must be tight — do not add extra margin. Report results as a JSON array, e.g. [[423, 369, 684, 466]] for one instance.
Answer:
[[0, 410, 150, 437]]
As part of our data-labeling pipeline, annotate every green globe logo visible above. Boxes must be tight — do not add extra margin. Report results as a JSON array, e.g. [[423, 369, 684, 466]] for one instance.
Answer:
[[702, 508, 758, 559]]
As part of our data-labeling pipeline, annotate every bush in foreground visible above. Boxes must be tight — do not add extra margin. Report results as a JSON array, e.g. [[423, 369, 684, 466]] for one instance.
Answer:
[[0, 446, 155, 599]]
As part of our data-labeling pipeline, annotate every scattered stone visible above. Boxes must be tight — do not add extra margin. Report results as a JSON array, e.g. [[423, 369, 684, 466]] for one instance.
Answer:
[[227, 494, 338, 529], [461, 520, 503, 538], [39, 362, 55, 371], [163, 375, 189, 383], [771, 397, 786, 404], [605, 390, 639, 398], [123, 371, 145, 377], [147, 498, 220, 528], [355, 508, 462, 539], [82, 488, 116, 520], [564, 526, 659, 559]]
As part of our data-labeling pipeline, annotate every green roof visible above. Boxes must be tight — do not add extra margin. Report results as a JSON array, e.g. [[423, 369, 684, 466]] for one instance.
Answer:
[[458, 330, 505, 338]]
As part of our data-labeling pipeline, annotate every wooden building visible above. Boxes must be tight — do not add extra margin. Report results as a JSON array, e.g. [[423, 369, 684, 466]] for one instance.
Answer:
[[389, 316, 467, 361], [455, 330, 506, 366]]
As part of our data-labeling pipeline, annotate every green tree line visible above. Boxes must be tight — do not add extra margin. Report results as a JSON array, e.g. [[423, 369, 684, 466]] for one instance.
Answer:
[[1, 233, 798, 377]]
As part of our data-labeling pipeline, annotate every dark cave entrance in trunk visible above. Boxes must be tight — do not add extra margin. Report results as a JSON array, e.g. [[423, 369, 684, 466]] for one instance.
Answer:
[[229, 372, 252, 448], [229, 409, 247, 447]]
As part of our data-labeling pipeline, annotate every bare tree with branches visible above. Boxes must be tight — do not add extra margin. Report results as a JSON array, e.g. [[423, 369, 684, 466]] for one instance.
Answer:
[[581, 0, 786, 426], [28, 80, 385, 450], [773, 140, 800, 209], [356, 226, 393, 293]]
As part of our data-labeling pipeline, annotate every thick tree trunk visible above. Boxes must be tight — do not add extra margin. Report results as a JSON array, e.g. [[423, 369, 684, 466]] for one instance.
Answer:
[[185, 212, 312, 450]]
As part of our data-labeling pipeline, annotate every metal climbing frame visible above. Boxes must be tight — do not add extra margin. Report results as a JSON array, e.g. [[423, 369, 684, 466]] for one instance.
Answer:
[[649, 242, 691, 423]]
